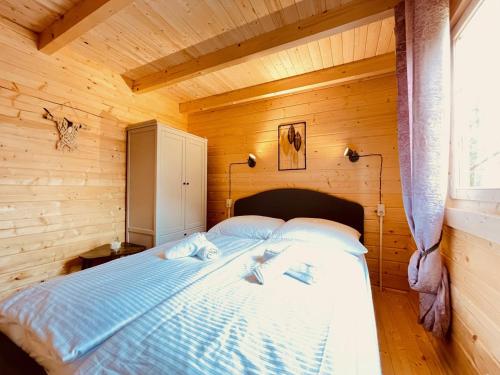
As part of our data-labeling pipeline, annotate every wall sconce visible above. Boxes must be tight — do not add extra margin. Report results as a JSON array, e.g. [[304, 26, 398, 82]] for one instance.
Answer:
[[343, 147, 360, 162], [344, 146, 385, 291], [247, 153, 257, 168], [227, 154, 257, 217], [343, 147, 383, 204]]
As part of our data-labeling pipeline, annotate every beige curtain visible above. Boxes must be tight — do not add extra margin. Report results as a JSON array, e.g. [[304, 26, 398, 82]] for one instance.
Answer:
[[395, 0, 451, 338]]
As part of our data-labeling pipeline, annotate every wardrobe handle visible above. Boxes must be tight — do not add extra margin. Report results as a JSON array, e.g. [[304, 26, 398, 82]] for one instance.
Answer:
[[186, 182, 190, 185]]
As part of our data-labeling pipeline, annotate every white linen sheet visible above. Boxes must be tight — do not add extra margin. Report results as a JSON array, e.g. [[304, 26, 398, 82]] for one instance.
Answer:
[[64, 241, 380, 375], [0, 234, 264, 372]]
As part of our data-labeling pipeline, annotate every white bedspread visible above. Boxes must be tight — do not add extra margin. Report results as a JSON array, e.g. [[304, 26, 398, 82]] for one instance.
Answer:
[[0, 234, 263, 371], [67, 242, 380, 375]]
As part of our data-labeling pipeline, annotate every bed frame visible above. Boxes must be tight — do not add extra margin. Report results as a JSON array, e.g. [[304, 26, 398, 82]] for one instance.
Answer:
[[234, 188, 364, 243], [0, 332, 45, 374], [0, 189, 363, 374]]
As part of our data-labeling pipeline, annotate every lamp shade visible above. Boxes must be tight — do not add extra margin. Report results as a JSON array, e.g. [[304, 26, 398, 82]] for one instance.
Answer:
[[343, 147, 359, 162], [247, 153, 256, 168]]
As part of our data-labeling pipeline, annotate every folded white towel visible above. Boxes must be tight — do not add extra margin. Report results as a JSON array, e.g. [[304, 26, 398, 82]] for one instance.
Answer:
[[195, 245, 220, 261], [252, 246, 295, 285], [164, 233, 218, 260], [285, 263, 316, 285]]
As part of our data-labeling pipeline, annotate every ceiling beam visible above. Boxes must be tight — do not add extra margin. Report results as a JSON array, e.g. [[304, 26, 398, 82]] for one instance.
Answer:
[[179, 53, 396, 113], [128, 0, 398, 93], [38, 0, 134, 54]]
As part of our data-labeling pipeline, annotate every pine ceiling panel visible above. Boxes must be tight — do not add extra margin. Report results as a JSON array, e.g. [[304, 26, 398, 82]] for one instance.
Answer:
[[274, 0, 300, 24], [61, 0, 354, 78], [277, 50, 297, 76], [342, 28, 355, 64], [365, 21, 383, 58], [0, 0, 79, 32], [4, 0, 388, 104], [318, 37, 334, 67], [166, 16, 395, 102], [297, 43, 315, 73], [376, 16, 395, 54], [308, 40, 324, 71], [354, 25, 368, 60], [70, 0, 266, 76], [286, 47, 306, 76], [330, 33, 344, 65], [294, 0, 321, 18]]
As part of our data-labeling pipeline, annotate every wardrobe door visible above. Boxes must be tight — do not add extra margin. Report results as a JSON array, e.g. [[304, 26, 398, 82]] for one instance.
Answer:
[[184, 137, 206, 230], [127, 127, 156, 247], [157, 129, 185, 237]]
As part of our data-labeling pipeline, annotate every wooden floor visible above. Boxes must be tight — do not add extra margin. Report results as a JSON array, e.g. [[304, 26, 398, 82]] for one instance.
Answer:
[[373, 289, 452, 375]]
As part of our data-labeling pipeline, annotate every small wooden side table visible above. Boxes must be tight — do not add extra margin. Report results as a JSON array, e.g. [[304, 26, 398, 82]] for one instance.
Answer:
[[79, 242, 146, 270]]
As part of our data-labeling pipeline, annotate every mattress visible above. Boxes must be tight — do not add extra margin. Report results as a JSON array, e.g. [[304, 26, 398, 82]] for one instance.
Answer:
[[64, 241, 380, 375], [0, 234, 264, 372]]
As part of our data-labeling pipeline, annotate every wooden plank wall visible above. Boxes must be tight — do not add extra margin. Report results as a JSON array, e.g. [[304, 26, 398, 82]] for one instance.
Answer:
[[419, 226, 500, 374], [431, 2, 500, 372], [0, 17, 187, 298], [188, 74, 412, 291]]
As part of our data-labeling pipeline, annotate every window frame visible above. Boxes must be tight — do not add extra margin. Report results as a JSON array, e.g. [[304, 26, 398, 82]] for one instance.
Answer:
[[450, 0, 500, 202]]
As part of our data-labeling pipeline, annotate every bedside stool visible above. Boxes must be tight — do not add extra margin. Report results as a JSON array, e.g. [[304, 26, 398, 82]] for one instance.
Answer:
[[79, 242, 146, 270]]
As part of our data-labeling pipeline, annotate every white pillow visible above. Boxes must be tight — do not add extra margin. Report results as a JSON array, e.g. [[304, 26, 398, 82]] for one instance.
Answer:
[[270, 217, 366, 255], [208, 215, 285, 240]]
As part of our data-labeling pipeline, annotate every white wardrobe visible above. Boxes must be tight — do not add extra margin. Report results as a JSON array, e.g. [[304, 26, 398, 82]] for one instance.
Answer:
[[126, 120, 207, 248]]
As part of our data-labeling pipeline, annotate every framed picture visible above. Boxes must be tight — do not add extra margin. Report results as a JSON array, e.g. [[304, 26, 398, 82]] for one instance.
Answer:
[[278, 122, 306, 171]]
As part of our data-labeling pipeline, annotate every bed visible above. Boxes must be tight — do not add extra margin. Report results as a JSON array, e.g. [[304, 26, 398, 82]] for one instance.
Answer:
[[0, 189, 379, 374]]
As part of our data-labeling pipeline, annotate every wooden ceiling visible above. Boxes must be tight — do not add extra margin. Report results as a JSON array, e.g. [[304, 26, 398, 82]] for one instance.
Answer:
[[0, 0, 80, 32], [0, 0, 396, 110]]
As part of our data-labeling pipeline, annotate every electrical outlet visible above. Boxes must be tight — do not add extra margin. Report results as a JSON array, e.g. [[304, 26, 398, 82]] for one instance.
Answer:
[[226, 198, 233, 208], [377, 203, 385, 217]]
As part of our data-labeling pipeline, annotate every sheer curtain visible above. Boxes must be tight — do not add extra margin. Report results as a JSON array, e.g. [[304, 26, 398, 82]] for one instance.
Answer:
[[395, 0, 451, 337]]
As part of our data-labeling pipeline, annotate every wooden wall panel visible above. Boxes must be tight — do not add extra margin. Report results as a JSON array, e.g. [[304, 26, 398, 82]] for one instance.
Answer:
[[407, 225, 500, 374], [425, 226, 500, 374], [188, 74, 412, 291], [0, 17, 186, 298]]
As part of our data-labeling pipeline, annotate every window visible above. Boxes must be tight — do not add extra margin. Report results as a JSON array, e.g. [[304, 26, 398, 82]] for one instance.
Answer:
[[451, 0, 500, 201]]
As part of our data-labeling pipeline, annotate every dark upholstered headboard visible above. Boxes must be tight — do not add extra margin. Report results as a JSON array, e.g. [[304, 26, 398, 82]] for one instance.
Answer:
[[233, 188, 364, 243]]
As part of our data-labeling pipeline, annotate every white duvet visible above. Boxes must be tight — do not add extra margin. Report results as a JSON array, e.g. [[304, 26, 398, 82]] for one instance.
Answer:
[[0, 234, 264, 372], [0, 233, 380, 375], [67, 241, 380, 375]]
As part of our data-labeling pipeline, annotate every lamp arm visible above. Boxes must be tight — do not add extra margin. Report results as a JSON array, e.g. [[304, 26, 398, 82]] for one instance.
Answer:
[[358, 153, 383, 204], [357, 153, 384, 292], [228, 162, 248, 200]]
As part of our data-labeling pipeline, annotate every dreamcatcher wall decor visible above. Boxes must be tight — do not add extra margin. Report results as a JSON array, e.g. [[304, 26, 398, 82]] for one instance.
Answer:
[[278, 122, 306, 171], [43, 108, 86, 151]]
